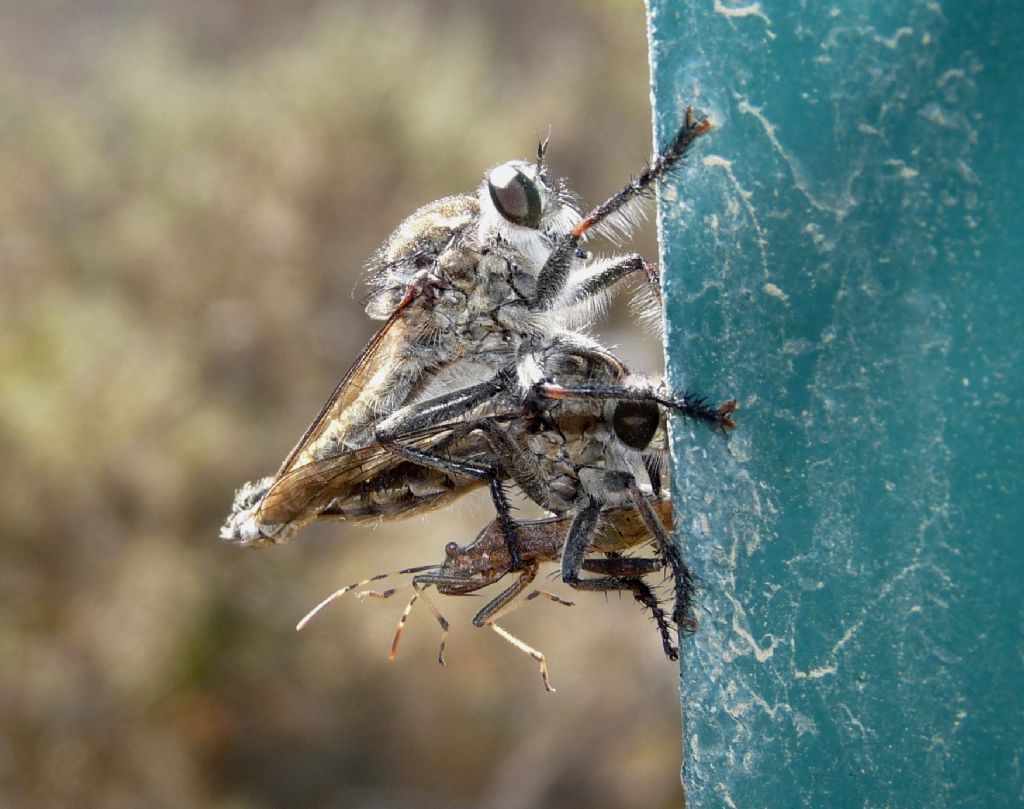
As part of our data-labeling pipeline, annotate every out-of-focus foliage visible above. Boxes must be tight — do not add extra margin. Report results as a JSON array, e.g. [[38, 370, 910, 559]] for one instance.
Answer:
[[0, 2, 681, 807]]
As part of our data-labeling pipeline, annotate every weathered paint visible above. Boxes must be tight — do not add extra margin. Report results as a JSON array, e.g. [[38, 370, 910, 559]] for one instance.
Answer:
[[648, 2, 1024, 806]]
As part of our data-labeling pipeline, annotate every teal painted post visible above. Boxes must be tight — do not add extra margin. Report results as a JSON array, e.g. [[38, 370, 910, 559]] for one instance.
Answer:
[[647, 2, 1023, 806]]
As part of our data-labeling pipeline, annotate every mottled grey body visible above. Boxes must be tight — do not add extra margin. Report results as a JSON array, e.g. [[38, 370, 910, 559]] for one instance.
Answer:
[[221, 111, 713, 547]]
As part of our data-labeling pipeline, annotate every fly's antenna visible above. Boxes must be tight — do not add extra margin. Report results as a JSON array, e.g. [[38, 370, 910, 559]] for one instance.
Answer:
[[537, 125, 552, 170]]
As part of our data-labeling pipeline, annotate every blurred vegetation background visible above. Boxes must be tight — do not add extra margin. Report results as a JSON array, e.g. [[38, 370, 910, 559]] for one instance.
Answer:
[[0, 1, 683, 806]]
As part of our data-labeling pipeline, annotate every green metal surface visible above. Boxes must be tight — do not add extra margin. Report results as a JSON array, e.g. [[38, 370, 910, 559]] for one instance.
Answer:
[[647, 2, 1023, 806]]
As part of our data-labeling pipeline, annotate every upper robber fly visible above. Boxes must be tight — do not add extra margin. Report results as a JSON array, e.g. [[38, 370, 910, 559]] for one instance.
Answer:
[[223, 109, 712, 547]]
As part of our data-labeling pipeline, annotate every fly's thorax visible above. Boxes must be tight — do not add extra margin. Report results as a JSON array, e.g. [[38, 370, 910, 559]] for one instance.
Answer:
[[460, 246, 531, 322], [297, 317, 462, 466], [436, 244, 537, 367], [430, 238, 484, 295], [427, 287, 470, 331], [375, 231, 537, 369], [364, 194, 479, 320]]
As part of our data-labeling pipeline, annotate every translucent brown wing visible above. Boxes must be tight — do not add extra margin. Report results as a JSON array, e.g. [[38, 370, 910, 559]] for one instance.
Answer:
[[257, 418, 488, 528], [271, 306, 413, 482]]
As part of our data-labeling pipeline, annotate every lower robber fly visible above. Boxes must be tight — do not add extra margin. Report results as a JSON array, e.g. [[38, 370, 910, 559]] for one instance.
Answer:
[[223, 109, 713, 549], [298, 498, 677, 692], [226, 332, 735, 634], [370, 332, 735, 628]]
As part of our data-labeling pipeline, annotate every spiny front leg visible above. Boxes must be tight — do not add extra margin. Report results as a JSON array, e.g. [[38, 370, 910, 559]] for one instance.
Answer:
[[627, 485, 696, 631], [560, 498, 675, 632], [531, 107, 712, 311], [583, 556, 678, 660]]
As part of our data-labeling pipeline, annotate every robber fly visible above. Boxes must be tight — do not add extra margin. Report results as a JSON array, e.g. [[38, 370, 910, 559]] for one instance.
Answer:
[[297, 498, 677, 692], [226, 329, 735, 638], [370, 331, 735, 629], [223, 109, 712, 548]]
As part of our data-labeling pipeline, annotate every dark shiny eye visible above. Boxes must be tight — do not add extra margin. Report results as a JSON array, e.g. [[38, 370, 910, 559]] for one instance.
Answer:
[[612, 400, 660, 451], [488, 164, 542, 229]]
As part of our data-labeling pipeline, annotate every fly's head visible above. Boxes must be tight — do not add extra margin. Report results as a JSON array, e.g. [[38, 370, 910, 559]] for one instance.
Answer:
[[609, 398, 662, 454], [359, 134, 596, 358], [561, 391, 666, 510], [478, 149, 580, 269], [607, 372, 675, 470]]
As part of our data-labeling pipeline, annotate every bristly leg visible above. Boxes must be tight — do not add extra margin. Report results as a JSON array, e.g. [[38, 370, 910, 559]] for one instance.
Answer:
[[582, 555, 678, 660], [489, 475, 525, 571], [643, 258, 663, 308], [532, 107, 712, 309], [571, 106, 712, 243], [560, 497, 679, 655], [628, 486, 696, 629], [629, 579, 679, 661]]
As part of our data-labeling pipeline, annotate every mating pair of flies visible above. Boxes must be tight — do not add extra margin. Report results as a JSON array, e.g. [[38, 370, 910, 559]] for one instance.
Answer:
[[221, 108, 735, 691]]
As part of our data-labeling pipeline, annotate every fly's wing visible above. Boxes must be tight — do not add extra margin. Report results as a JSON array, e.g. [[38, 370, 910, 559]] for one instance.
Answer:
[[223, 418, 486, 547], [257, 417, 493, 529], [270, 307, 412, 483], [270, 195, 482, 486]]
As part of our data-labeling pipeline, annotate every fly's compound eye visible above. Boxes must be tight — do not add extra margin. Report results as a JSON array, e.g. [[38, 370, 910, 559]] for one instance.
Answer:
[[612, 400, 660, 451], [488, 164, 543, 229]]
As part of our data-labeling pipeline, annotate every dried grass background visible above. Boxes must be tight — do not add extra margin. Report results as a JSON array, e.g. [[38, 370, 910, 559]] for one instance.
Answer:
[[0, 2, 683, 806]]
